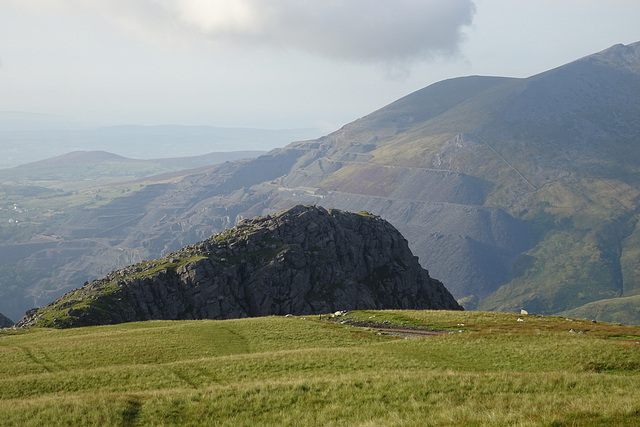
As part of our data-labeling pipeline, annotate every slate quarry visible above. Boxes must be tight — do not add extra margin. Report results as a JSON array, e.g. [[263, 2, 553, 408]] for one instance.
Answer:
[[17, 205, 461, 328]]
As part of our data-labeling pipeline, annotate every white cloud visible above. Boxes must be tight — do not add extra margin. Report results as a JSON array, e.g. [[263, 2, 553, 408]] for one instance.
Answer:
[[172, 0, 477, 63], [8, 0, 476, 65], [176, 0, 263, 34]]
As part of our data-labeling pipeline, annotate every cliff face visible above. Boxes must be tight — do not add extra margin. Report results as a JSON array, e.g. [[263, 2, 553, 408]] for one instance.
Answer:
[[17, 205, 461, 328], [0, 312, 13, 328]]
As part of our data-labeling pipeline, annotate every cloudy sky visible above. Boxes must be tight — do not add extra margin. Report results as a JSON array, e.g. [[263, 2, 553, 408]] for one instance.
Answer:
[[1, 0, 639, 132]]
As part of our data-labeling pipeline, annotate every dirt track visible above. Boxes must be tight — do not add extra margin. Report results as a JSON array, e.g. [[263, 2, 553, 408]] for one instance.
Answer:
[[328, 317, 459, 338], [367, 327, 452, 337]]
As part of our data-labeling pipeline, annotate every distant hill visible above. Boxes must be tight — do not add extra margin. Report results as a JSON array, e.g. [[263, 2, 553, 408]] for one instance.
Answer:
[[0, 149, 266, 197], [16, 151, 131, 168], [560, 294, 640, 326], [17, 205, 461, 328], [14, 150, 266, 171], [0, 122, 320, 168], [3, 42, 640, 324]]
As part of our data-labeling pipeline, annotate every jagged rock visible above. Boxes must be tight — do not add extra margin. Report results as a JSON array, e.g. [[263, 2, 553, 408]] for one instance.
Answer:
[[0, 312, 13, 328], [16, 205, 462, 328]]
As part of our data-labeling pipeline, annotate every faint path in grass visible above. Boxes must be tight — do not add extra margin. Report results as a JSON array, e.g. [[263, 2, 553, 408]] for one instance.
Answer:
[[330, 317, 459, 339], [168, 366, 200, 390], [165, 324, 251, 390], [367, 327, 452, 338], [217, 324, 251, 354], [16, 346, 65, 373]]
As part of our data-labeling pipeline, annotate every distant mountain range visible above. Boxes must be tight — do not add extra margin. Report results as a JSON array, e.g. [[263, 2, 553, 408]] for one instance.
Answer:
[[14, 149, 266, 172], [2, 41, 640, 324], [0, 118, 320, 168]]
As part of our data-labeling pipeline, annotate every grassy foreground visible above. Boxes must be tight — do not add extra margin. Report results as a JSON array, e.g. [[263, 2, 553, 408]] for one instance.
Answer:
[[1, 310, 640, 426]]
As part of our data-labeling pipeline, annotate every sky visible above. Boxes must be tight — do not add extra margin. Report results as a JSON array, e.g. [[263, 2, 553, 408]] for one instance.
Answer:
[[1, 0, 639, 132]]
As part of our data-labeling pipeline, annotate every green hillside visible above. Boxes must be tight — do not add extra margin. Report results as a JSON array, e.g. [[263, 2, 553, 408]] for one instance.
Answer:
[[560, 294, 640, 325], [2, 310, 640, 425], [273, 42, 640, 322]]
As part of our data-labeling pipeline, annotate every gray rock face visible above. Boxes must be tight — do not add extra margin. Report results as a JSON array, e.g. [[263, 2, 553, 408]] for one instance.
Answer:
[[17, 205, 461, 328], [0, 312, 13, 328]]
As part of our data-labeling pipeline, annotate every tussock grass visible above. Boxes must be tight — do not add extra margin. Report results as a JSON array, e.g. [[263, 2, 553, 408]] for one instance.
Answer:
[[2, 310, 640, 425]]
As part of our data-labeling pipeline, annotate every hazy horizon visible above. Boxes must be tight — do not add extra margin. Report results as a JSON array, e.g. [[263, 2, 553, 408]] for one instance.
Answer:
[[0, 121, 322, 168]]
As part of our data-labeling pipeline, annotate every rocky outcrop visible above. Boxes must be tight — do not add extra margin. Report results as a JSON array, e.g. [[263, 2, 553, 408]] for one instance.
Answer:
[[17, 205, 462, 328], [0, 312, 13, 328]]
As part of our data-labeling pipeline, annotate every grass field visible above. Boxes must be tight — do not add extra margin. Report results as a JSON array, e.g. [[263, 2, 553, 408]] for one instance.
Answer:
[[2, 310, 640, 426]]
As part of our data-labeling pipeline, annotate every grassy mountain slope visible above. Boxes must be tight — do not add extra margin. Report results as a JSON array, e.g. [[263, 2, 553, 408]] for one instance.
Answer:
[[560, 294, 640, 325], [467, 44, 640, 318], [2, 310, 640, 425], [276, 42, 640, 321]]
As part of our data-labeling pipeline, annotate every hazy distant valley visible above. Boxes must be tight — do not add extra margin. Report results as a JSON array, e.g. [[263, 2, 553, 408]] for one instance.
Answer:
[[0, 120, 320, 321], [2, 42, 640, 326], [0, 115, 320, 168]]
